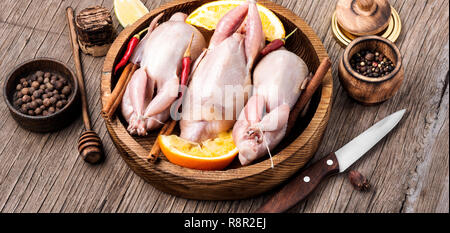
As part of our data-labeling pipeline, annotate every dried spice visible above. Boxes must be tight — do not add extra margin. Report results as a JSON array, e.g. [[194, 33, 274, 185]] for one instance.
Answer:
[[13, 70, 72, 117], [350, 50, 395, 78], [348, 170, 370, 191]]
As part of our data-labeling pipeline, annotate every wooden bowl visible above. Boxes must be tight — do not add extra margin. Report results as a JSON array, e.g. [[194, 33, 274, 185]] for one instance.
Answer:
[[338, 35, 404, 105], [101, 0, 333, 200], [3, 58, 80, 133]]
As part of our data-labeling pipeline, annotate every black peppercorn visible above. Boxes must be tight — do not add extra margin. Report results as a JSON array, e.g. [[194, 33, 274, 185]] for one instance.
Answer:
[[365, 53, 374, 61]]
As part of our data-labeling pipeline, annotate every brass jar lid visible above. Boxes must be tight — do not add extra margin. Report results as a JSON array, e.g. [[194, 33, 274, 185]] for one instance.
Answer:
[[331, 6, 401, 47]]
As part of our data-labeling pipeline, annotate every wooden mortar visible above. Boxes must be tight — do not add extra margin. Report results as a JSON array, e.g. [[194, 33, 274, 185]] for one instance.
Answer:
[[338, 35, 404, 105]]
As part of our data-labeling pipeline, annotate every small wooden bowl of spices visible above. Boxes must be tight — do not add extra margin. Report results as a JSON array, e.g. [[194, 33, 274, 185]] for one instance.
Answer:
[[338, 35, 404, 104], [3, 58, 80, 132]]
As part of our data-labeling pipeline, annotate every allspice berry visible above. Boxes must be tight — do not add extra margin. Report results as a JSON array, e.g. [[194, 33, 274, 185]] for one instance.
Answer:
[[22, 95, 31, 103], [20, 105, 28, 114], [55, 81, 64, 90], [62, 86, 71, 95], [46, 83, 54, 91], [36, 71, 44, 77], [43, 98, 51, 107], [35, 108, 42, 115], [13, 70, 72, 117], [49, 97, 57, 105], [21, 88, 29, 95], [31, 81, 40, 89], [48, 107, 55, 114], [348, 170, 370, 191], [56, 100, 63, 108], [29, 101, 38, 109]]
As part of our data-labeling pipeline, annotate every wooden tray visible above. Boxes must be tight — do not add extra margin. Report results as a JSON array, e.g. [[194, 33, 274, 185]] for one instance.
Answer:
[[101, 0, 333, 200]]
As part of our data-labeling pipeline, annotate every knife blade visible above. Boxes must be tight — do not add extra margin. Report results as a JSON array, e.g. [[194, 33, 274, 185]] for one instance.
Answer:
[[255, 109, 406, 213]]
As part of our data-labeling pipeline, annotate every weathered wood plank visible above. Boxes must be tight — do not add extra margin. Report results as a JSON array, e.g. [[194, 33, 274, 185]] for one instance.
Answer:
[[0, 0, 448, 213]]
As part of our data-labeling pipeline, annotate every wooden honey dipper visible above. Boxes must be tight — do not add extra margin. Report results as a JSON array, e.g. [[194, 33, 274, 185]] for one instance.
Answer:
[[66, 7, 105, 164]]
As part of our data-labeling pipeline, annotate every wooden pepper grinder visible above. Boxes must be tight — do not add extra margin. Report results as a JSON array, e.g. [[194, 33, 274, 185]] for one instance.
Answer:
[[336, 0, 391, 36], [66, 7, 105, 164]]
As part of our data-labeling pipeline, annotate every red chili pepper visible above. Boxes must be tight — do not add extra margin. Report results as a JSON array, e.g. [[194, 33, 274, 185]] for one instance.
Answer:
[[260, 28, 298, 57], [173, 33, 194, 114], [114, 29, 148, 75], [179, 33, 194, 98]]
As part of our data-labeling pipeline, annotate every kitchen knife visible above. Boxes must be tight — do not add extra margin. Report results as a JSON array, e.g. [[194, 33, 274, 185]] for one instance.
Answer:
[[255, 109, 406, 213]]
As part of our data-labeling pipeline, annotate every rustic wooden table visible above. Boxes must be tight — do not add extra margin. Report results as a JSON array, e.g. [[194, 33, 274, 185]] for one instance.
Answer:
[[0, 0, 448, 213]]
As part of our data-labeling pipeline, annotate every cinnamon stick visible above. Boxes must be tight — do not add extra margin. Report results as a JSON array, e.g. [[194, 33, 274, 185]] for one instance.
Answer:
[[287, 58, 332, 133], [148, 119, 177, 163], [102, 63, 139, 119]]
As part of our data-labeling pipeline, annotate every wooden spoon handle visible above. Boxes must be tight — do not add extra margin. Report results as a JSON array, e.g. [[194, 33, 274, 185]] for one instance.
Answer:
[[66, 7, 91, 131], [255, 153, 340, 213]]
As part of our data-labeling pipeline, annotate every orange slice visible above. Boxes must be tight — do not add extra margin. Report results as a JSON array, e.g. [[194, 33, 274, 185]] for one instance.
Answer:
[[158, 131, 238, 170], [186, 0, 285, 41]]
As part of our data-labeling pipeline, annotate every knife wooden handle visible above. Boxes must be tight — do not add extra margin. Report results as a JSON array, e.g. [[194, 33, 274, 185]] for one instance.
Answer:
[[255, 153, 340, 213]]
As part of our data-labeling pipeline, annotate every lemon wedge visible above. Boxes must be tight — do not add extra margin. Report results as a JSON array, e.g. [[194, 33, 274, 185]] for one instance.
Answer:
[[114, 0, 149, 28]]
